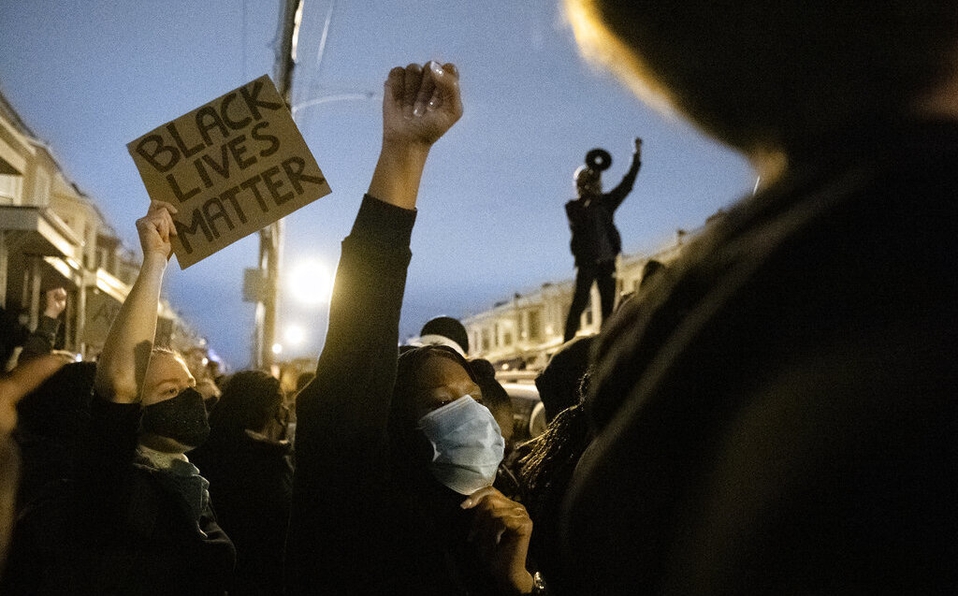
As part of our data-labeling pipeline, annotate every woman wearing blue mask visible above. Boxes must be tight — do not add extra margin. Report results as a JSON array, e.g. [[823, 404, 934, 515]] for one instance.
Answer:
[[286, 62, 537, 596]]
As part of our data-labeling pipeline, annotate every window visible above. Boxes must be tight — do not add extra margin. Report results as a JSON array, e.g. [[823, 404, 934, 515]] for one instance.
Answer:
[[0, 174, 22, 204], [527, 310, 541, 341], [96, 247, 109, 270]]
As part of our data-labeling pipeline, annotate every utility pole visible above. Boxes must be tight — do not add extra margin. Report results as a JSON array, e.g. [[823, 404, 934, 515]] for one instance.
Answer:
[[253, 0, 302, 370]]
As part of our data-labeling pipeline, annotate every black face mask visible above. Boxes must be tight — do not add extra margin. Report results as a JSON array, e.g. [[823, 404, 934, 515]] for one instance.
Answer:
[[140, 387, 211, 448]]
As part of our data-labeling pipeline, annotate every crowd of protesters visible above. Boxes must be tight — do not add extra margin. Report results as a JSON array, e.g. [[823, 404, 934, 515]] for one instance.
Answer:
[[2, 0, 958, 593]]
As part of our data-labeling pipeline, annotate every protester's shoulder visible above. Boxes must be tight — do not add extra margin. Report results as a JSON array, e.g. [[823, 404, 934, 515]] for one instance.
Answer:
[[229, 434, 294, 474]]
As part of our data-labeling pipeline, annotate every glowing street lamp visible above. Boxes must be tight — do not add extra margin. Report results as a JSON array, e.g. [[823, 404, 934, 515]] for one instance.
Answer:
[[284, 324, 307, 347], [287, 260, 333, 306]]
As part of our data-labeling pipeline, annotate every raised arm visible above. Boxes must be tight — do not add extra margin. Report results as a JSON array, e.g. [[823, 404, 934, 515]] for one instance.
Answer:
[[308, 60, 463, 405], [93, 201, 177, 403], [288, 61, 463, 594], [298, 60, 462, 450], [605, 137, 643, 210], [19, 288, 68, 362], [1, 353, 72, 565]]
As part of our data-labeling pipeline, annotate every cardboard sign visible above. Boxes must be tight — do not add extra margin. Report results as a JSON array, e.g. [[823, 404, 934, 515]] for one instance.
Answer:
[[82, 290, 121, 347], [128, 75, 331, 268]]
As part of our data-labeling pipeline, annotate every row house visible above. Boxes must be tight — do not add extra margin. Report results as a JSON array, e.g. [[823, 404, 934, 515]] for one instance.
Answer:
[[459, 223, 718, 374], [0, 88, 202, 366]]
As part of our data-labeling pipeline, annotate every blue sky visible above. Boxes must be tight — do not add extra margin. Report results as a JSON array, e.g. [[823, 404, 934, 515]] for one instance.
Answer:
[[0, 1, 755, 369]]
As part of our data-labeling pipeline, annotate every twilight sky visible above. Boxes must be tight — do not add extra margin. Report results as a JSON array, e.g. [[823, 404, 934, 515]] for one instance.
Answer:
[[0, 0, 755, 369]]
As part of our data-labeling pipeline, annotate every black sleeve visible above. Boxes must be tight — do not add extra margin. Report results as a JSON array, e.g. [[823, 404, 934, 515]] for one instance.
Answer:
[[19, 316, 61, 361], [604, 151, 642, 211], [286, 194, 417, 593], [87, 392, 141, 470]]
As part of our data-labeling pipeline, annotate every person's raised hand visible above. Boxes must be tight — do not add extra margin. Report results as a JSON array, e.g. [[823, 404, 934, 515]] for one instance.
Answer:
[[461, 486, 534, 594], [136, 200, 178, 261], [43, 287, 67, 319], [382, 61, 463, 149]]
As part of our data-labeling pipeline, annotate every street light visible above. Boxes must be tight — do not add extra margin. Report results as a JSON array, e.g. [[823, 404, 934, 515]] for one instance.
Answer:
[[287, 259, 333, 306], [284, 324, 307, 347]]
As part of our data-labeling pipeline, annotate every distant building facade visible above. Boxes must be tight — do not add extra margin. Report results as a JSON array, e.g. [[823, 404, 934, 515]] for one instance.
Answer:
[[0, 88, 205, 366], [458, 225, 718, 374]]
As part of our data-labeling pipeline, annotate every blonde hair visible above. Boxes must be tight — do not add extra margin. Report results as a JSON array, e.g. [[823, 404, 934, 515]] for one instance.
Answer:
[[563, 0, 681, 123]]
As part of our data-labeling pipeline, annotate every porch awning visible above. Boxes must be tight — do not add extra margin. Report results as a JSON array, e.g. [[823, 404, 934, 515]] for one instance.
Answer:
[[0, 205, 82, 259]]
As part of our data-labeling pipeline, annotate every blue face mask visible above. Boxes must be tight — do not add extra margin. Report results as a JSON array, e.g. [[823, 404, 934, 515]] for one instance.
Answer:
[[417, 395, 505, 495]]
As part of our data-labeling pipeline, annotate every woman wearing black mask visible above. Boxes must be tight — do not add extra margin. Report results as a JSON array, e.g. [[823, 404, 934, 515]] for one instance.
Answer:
[[95, 200, 235, 594], [1, 200, 235, 595]]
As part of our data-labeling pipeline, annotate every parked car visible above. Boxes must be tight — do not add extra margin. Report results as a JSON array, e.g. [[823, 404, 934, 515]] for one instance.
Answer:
[[499, 381, 541, 444]]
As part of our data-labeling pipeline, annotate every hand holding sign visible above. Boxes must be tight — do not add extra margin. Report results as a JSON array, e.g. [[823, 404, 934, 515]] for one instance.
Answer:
[[136, 200, 178, 262], [128, 75, 330, 268]]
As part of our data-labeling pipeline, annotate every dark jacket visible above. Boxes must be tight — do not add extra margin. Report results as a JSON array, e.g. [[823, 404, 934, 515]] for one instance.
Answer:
[[4, 392, 235, 595], [189, 432, 292, 596], [560, 119, 958, 595], [19, 315, 61, 362], [566, 152, 641, 267]]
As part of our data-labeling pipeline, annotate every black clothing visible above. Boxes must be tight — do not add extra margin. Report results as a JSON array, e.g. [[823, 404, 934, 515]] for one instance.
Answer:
[[189, 432, 292, 596], [561, 119, 958, 595], [12, 362, 97, 509], [515, 402, 592, 595], [564, 260, 616, 342], [0, 305, 28, 365], [4, 392, 235, 595], [19, 315, 60, 362], [564, 153, 641, 341], [286, 196, 505, 595]]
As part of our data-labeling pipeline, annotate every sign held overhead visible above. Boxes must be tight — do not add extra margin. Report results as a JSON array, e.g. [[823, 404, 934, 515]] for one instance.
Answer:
[[128, 74, 331, 269]]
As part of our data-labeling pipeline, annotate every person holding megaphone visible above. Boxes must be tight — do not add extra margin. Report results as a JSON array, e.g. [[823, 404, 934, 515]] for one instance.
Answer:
[[564, 137, 642, 342]]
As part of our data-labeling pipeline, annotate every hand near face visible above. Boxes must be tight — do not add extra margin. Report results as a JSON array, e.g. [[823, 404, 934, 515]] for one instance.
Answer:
[[461, 486, 534, 594]]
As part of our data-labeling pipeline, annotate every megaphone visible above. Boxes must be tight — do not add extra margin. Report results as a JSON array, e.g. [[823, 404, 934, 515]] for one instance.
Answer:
[[585, 148, 612, 172]]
